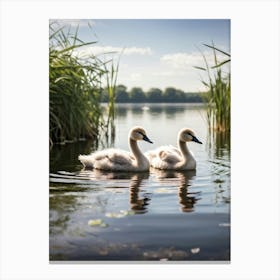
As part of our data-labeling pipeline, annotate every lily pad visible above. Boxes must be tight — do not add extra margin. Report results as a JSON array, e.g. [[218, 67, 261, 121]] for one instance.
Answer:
[[105, 210, 135, 218], [154, 188, 174, 194], [88, 219, 109, 228]]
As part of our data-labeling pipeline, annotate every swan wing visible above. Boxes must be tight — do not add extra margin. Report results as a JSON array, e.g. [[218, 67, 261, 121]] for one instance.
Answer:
[[146, 145, 177, 158], [79, 148, 134, 170], [146, 145, 182, 168], [160, 145, 181, 157], [159, 151, 180, 164], [104, 149, 134, 165]]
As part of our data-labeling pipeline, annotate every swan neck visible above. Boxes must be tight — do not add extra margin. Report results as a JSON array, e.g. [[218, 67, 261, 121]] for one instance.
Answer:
[[129, 138, 145, 163], [178, 139, 191, 159]]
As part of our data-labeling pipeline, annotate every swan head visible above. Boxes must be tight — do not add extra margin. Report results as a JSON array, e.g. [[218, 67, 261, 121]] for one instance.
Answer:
[[179, 128, 202, 144], [129, 126, 153, 144]]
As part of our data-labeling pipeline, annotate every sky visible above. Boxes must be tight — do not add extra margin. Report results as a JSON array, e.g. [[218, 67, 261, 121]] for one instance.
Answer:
[[51, 19, 230, 92]]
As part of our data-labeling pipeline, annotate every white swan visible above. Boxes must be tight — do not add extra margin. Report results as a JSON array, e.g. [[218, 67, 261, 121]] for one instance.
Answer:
[[78, 126, 153, 172], [145, 128, 202, 170]]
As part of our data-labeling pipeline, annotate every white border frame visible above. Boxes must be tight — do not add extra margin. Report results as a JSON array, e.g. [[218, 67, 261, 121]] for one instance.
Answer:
[[1, 0, 279, 279]]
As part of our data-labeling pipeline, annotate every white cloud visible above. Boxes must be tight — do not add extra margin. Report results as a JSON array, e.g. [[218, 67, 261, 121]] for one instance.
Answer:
[[123, 47, 152, 55], [158, 51, 230, 91], [151, 71, 185, 77], [74, 46, 152, 57], [161, 52, 198, 69], [160, 51, 228, 70]]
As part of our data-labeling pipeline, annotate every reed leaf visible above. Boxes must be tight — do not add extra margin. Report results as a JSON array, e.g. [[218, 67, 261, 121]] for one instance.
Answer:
[[211, 59, 231, 69], [193, 66, 207, 71], [203, 43, 231, 57]]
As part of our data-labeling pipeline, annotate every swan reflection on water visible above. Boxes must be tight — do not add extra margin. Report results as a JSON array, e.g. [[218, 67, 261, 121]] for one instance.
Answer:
[[128, 173, 150, 214], [151, 168, 200, 212], [78, 169, 151, 214], [78, 168, 200, 214]]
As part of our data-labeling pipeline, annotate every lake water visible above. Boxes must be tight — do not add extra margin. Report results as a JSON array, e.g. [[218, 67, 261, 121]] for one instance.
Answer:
[[49, 103, 230, 262]]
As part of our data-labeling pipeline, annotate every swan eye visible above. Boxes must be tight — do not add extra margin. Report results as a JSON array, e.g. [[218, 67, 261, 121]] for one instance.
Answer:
[[137, 131, 145, 139], [186, 132, 193, 138]]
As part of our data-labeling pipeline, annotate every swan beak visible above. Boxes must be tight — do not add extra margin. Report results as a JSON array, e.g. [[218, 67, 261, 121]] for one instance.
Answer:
[[143, 135, 153, 144], [192, 136, 202, 144]]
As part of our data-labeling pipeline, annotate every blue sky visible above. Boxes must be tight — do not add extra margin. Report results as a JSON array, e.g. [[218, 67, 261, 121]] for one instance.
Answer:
[[52, 19, 230, 92]]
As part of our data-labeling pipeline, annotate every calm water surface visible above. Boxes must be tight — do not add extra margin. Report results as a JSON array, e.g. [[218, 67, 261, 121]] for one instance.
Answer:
[[50, 103, 230, 261]]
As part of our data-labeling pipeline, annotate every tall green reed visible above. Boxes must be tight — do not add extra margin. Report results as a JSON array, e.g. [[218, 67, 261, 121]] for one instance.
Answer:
[[49, 22, 117, 145], [195, 43, 231, 132], [104, 57, 120, 140]]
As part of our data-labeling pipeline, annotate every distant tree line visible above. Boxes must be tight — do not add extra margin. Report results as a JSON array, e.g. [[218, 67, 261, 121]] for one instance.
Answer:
[[101, 85, 203, 103]]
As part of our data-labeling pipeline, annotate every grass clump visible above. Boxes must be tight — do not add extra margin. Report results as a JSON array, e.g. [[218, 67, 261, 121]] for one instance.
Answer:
[[49, 22, 117, 145], [195, 43, 231, 132]]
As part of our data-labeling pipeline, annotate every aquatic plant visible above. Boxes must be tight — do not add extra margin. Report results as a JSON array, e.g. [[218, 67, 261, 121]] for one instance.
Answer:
[[103, 57, 120, 141], [49, 22, 117, 145], [195, 43, 231, 132]]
